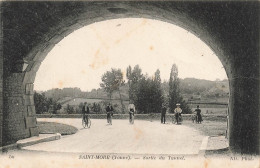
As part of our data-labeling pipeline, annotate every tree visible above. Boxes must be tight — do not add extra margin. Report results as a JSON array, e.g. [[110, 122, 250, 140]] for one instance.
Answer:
[[91, 102, 101, 113], [152, 69, 163, 113], [100, 68, 125, 112], [154, 69, 161, 84], [126, 65, 133, 100], [131, 69, 163, 114], [46, 98, 54, 112], [56, 103, 62, 112], [34, 91, 61, 114], [169, 64, 180, 113], [169, 64, 191, 114], [34, 92, 47, 114], [65, 104, 75, 114], [126, 65, 143, 102], [135, 77, 151, 113]]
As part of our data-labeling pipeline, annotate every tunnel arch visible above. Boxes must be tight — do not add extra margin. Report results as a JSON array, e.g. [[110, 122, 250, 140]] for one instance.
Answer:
[[1, 1, 259, 154], [29, 18, 230, 88], [24, 7, 231, 76]]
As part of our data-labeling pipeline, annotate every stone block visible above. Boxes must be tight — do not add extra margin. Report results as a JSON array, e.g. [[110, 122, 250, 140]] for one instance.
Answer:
[[23, 71, 37, 84], [23, 95, 34, 106], [27, 105, 36, 117], [31, 62, 41, 72], [31, 51, 42, 63], [67, 22, 83, 31], [21, 129, 30, 139], [24, 117, 37, 129], [25, 83, 34, 95], [29, 127, 39, 137], [42, 43, 55, 54], [25, 61, 41, 72], [32, 43, 55, 62]]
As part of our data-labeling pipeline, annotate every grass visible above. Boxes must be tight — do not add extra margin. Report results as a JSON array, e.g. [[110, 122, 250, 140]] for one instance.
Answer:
[[182, 119, 230, 156], [37, 121, 78, 135], [182, 120, 227, 137], [192, 107, 228, 115]]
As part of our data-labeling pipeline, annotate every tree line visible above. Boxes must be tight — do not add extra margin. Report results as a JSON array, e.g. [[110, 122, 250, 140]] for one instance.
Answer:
[[34, 92, 62, 114], [34, 63, 229, 114], [40, 77, 228, 103], [100, 64, 191, 114]]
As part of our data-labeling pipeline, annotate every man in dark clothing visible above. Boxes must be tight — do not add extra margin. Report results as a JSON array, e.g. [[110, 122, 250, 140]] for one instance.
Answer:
[[161, 105, 167, 124], [106, 103, 113, 123], [82, 102, 90, 125], [195, 105, 203, 123]]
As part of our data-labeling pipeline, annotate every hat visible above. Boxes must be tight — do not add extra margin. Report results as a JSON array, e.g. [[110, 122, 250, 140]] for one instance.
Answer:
[[176, 103, 180, 106]]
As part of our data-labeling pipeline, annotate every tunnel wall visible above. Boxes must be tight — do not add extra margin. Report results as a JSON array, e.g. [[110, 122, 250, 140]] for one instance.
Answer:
[[0, 1, 259, 154], [0, 2, 3, 147]]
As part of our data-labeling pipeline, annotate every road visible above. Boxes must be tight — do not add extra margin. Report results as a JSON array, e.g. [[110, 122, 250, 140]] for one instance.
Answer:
[[4, 119, 255, 168], [21, 118, 205, 155]]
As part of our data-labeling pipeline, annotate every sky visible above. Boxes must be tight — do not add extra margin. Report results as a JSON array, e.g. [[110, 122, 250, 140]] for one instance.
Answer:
[[34, 18, 227, 92]]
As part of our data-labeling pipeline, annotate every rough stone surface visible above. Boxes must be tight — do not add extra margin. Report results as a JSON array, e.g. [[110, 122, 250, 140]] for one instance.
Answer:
[[27, 105, 36, 117], [0, 3, 3, 147], [23, 71, 37, 84], [0, 1, 259, 154], [207, 136, 228, 150], [23, 95, 34, 106], [25, 83, 34, 95], [29, 127, 39, 137], [25, 117, 37, 129]]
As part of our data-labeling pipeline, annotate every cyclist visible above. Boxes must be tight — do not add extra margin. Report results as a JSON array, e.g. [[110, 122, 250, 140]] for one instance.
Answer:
[[128, 102, 135, 123], [82, 102, 90, 125], [106, 103, 113, 124], [174, 103, 182, 124]]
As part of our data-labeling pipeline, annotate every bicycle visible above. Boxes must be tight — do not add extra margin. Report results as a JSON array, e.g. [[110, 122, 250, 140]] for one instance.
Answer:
[[82, 115, 91, 128], [191, 114, 197, 123], [129, 112, 134, 124], [107, 112, 112, 125], [173, 113, 182, 125]]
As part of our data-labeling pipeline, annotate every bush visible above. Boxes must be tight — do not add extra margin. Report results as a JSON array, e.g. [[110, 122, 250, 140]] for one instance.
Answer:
[[65, 104, 75, 114]]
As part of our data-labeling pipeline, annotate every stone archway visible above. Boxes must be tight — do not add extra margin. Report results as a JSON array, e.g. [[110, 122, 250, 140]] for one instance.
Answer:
[[1, 1, 259, 154]]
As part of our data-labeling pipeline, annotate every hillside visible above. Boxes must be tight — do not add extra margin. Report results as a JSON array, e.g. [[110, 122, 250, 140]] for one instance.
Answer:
[[41, 78, 229, 103], [44, 85, 129, 101]]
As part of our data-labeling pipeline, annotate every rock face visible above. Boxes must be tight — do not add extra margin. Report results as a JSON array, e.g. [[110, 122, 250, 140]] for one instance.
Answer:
[[0, 1, 259, 154]]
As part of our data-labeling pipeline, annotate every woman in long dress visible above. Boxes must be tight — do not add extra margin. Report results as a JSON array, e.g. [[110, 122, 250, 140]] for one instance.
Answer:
[[174, 103, 182, 124]]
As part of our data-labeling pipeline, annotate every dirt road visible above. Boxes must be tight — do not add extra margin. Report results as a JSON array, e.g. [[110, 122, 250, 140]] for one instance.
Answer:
[[20, 118, 205, 155]]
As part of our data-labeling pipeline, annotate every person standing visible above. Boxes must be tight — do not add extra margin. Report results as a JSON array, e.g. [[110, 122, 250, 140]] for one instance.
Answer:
[[161, 104, 167, 124], [191, 110, 197, 123], [195, 105, 203, 123], [174, 103, 182, 124], [106, 103, 113, 123], [82, 102, 90, 125]]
